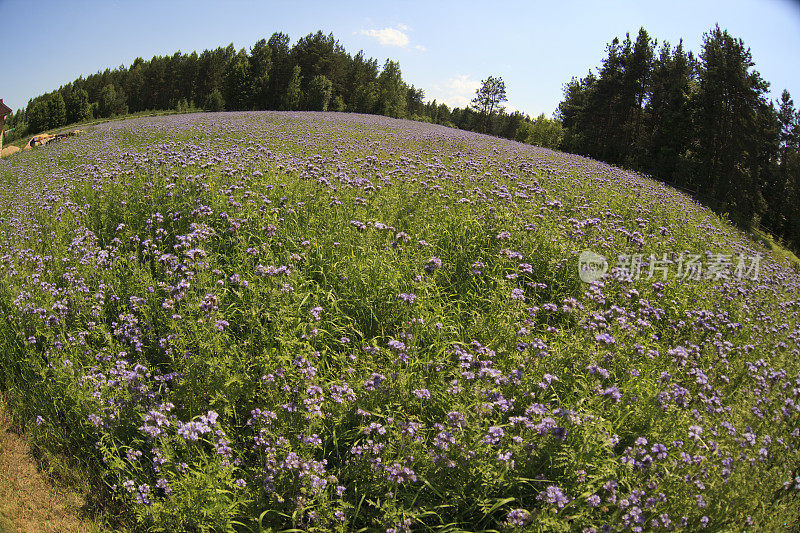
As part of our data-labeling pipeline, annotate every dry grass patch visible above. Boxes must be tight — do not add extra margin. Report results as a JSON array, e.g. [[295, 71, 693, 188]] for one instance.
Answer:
[[0, 397, 94, 533]]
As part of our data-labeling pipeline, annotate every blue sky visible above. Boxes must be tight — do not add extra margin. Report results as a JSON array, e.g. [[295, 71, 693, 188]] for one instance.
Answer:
[[1, 0, 798, 117]]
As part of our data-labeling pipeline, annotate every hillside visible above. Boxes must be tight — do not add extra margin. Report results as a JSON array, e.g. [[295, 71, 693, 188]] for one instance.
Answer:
[[0, 112, 798, 531]]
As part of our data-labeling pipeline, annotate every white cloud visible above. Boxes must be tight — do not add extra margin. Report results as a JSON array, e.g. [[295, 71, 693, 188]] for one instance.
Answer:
[[415, 44, 427, 52], [360, 26, 409, 47], [427, 74, 482, 108], [397, 23, 409, 31]]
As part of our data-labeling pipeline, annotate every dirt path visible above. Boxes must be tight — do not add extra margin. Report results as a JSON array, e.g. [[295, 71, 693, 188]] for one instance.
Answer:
[[0, 398, 93, 533]]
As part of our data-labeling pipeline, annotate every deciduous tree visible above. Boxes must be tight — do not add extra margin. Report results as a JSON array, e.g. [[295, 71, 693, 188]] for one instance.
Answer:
[[306, 75, 332, 111], [471, 76, 507, 132]]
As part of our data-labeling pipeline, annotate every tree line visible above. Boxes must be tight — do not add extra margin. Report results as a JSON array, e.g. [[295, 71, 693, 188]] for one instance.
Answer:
[[3, 31, 531, 145], [557, 26, 800, 253]]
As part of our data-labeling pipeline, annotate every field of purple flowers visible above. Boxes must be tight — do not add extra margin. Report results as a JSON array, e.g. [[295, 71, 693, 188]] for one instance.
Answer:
[[0, 111, 798, 532]]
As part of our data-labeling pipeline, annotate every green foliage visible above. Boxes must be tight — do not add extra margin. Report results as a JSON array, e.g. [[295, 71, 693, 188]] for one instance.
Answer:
[[174, 98, 191, 113], [377, 60, 406, 118], [66, 88, 92, 124], [224, 49, 254, 111], [204, 89, 225, 112], [99, 84, 115, 117], [98, 84, 127, 118], [47, 92, 67, 129], [329, 94, 345, 112], [250, 38, 273, 109], [265, 32, 292, 110], [27, 100, 49, 134], [285, 65, 303, 111], [351, 82, 378, 114], [405, 86, 425, 117], [517, 114, 564, 149], [305, 75, 333, 111]]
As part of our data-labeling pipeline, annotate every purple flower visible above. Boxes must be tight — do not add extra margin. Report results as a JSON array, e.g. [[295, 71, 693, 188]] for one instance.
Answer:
[[177, 419, 212, 441], [484, 426, 505, 444], [364, 373, 386, 391], [156, 478, 171, 493], [388, 339, 407, 351], [538, 484, 570, 508], [596, 332, 616, 345], [386, 462, 417, 483], [598, 385, 622, 403], [506, 508, 532, 526], [424, 256, 442, 274]]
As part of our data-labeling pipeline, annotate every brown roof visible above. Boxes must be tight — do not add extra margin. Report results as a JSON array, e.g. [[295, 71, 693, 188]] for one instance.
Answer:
[[0, 99, 12, 117]]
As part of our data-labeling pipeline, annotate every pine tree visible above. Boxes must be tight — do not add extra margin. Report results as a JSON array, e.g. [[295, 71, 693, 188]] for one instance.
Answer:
[[250, 39, 272, 109], [48, 92, 67, 129], [28, 100, 50, 133], [694, 25, 770, 225], [622, 28, 655, 166], [66, 88, 92, 123], [776, 91, 800, 241], [224, 49, 254, 110], [644, 40, 695, 185]]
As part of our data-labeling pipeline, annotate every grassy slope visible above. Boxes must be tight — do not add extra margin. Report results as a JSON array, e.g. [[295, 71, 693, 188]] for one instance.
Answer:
[[0, 112, 798, 531]]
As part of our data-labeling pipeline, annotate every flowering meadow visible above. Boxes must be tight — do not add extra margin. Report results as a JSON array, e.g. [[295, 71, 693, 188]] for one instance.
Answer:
[[0, 111, 798, 532]]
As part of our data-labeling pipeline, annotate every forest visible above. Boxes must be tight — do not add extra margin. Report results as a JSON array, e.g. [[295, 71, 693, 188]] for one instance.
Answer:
[[4, 27, 799, 252]]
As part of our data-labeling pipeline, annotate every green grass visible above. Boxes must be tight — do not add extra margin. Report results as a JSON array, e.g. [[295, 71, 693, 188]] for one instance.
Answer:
[[752, 228, 800, 269]]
